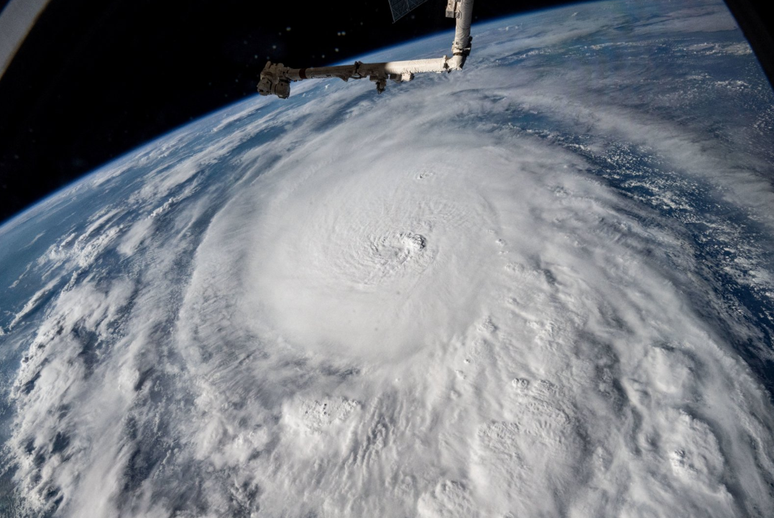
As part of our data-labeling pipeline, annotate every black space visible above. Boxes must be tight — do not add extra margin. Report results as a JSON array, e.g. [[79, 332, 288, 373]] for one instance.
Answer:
[[0, 0, 771, 226]]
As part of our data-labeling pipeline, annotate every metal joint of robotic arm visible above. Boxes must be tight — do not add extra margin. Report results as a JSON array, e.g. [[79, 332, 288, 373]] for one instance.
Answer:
[[256, 61, 292, 99]]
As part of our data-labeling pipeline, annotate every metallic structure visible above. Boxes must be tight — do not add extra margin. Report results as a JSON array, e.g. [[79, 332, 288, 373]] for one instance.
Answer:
[[257, 0, 475, 99], [388, 0, 432, 22]]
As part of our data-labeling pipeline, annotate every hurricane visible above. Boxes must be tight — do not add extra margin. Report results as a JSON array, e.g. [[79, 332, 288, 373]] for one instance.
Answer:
[[1, 0, 773, 516]]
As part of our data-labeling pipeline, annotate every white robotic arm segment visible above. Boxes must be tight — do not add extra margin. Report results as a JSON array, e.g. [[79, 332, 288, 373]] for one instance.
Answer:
[[257, 56, 453, 99], [450, 0, 474, 65], [258, 0, 474, 99]]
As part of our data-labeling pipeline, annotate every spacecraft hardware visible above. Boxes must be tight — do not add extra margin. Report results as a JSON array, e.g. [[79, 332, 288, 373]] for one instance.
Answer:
[[257, 0, 474, 98]]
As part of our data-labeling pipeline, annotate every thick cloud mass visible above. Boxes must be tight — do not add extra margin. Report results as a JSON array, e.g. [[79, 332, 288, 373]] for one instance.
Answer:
[[1, 0, 774, 516]]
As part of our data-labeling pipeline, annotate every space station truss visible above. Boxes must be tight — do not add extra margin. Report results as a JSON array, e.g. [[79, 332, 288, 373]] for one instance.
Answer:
[[387, 0, 431, 22]]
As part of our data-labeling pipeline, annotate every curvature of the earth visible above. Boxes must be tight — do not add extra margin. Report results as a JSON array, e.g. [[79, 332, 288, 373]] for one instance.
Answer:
[[2, 0, 774, 516]]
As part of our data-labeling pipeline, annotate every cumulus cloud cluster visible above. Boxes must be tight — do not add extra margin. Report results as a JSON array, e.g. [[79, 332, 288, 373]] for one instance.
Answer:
[[1, 0, 773, 516]]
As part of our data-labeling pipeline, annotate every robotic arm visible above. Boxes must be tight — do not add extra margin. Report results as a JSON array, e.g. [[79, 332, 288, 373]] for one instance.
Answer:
[[257, 0, 474, 99]]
